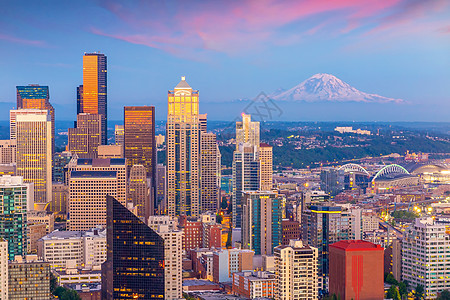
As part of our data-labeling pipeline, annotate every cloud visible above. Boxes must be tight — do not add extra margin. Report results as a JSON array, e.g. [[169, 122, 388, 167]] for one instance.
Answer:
[[92, 0, 449, 58], [0, 33, 47, 47]]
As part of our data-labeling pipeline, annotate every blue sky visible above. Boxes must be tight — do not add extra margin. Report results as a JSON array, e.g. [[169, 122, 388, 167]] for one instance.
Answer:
[[0, 0, 449, 121]]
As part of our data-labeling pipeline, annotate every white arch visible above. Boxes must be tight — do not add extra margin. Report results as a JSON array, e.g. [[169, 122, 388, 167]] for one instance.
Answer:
[[372, 164, 410, 181], [338, 163, 370, 176]]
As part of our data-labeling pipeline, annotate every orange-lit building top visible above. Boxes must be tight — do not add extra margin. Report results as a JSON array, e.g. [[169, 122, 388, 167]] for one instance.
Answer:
[[82, 54, 100, 114]]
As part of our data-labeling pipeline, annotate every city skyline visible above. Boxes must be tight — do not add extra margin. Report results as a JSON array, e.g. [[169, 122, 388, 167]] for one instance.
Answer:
[[0, 1, 449, 121]]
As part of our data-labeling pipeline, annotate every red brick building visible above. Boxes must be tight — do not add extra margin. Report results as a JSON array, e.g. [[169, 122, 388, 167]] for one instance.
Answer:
[[183, 220, 203, 250], [203, 223, 222, 248], [232, 271, 276, 299], [281, 219, 301, 245], [329, 240, 384, 300]]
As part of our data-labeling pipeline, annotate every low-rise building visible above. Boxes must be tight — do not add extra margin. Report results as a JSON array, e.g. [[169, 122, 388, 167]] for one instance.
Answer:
[[232, 271, 276, 299]]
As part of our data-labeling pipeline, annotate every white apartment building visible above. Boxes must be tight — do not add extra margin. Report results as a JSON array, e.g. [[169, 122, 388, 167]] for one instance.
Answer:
[[152, 223, 182, 300], [274, 240, 318, 300], [402, 218, 450, 299], [37, 227, 106, 269]]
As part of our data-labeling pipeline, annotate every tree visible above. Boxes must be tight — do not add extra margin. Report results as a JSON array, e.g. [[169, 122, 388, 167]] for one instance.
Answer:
[[386, 286, 401, 300], [385, 273, 399, 285], [438, 290, 450, 300], [50, 272, 58, 293], [398, 281, 408, 297], [60, 289, 81, 300], [413, 284, 425, 300]]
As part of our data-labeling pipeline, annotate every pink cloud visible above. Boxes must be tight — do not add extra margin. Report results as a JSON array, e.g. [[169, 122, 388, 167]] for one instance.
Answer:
[[0, 33, 47, 47], [93, 0, 449, 58]]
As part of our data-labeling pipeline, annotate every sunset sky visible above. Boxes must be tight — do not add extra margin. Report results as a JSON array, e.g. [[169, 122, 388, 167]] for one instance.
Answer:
[[0, 0, 449, 120]]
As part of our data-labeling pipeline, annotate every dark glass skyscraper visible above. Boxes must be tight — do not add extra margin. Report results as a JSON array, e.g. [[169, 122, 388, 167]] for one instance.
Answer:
[[102, 195, 165, 300]]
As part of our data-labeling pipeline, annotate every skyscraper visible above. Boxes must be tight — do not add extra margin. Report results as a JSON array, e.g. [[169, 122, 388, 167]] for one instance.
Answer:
[[66, 158, 127, 231], [102, 195, 165, 300], [236, 113, 260, 150], [114, 125, 124, 146], [232, 144, 259, 228], [166, 77, 200, 216], [14, 110, 52, 204], [200, 132, 220, 213], [302, 205, 350, 293], [16, 85, 55, 152], [259, 143, 273, 191], [124, 106, 156, 210], [68, 113, 102, 158], [128, 164, 149, 219], [76, 85, 83, 114], [233, 113, 260, 228], [0, 176, 29, 260], [242, 191, 284, 255], [82, 52, 107, 145]]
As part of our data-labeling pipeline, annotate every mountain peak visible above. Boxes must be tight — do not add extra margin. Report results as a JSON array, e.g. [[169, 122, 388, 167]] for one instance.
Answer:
[[271, 74, 403, 103]]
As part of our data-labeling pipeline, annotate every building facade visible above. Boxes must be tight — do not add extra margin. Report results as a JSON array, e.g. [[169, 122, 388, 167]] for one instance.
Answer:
[[274, 240, 318, 300], [68, 113, 102, 158], [102, 195, 165, 299], [14, 110, 52, 203], [200, 132, 220, 213], [0, 176, 29, 260], [166, 77, 200, 216], [259, 143, 273, 191], [0, 239, 7, 300], [329, 240, 384, 300], [402, 218, 450, 299], [242, 191, 284, 255], [81, 52, 107, 145]]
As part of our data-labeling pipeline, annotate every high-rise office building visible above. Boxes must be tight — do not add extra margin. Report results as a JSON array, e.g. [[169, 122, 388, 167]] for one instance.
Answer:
[[274, 240, 318, 300], [68, 113, 102, 158], [259, 143, 273, 191], [81, 52, 107, 145], [16, 85, 55, 152], [0, 239, 7, 300], [242, 191, 284, 255], [166, 77, 200, 216], [232, 144, 259, 228], [14, 110, 52, 203], [66, 158, 127, 231], [156, 164, 166, 213], [200, 132, 220, 213], [236, 113, 260, 150], [114, 125, 124, 146], [402, 217, 450, 299], [329, 240, 384, 300], [199, 113, 207, 133], [66, 157, 127, 204], [320, 168, 345, 196], [102, 195, 165, 299], [128, 164, 149, 219], [68, 170, 117, 231], [52, 151, 72, 183], [0, 140, 16, 164], [124, 106, 156, 211], [302, 205, 350, 293], [76, 85, 83, 114]]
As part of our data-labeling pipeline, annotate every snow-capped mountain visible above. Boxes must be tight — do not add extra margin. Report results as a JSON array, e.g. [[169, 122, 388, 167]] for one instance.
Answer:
[[270, 73, 403, 103]]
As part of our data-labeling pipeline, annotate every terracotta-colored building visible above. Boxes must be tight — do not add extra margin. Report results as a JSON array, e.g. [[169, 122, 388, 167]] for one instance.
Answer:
[[329, 240, 384, 300], [182, 220, 203, 251]]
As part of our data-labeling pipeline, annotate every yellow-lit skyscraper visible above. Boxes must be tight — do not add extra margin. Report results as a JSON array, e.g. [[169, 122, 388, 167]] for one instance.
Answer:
[[82, 52, 107, 145], [16, 85, 55, 153], [68, 113, 102, 158], [14, 109, 52, 204], [166, 77, 200, 216], [236, 113, 260, 150], [259, 143, 273, 191]]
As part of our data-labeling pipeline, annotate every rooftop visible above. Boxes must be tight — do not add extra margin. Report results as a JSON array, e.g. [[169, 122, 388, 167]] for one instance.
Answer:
[[330, 240, 383, 251]]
